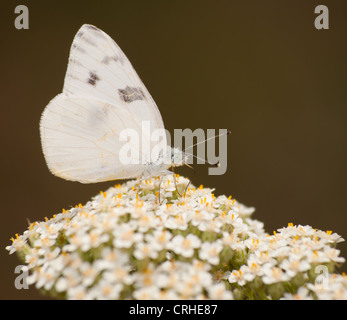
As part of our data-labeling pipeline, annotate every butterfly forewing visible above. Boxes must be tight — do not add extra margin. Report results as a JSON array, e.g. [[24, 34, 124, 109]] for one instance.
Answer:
[[63, 24, 165, 132]]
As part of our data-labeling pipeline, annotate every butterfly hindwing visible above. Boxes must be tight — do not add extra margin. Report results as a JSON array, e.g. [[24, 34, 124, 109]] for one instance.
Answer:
[[40, 94, 146, 183]]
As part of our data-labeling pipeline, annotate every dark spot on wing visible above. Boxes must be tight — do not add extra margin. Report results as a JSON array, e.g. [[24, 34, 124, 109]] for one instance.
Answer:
[[118, 86, 145, 103], [119, 56, 125, 65], [69, 57, 82, 67], [86, 25, 100, 31], [72, 43, 86, 54], [82, 36, 97, 47], [85, 25, 106, 39], [102, 55, 119, 65], [102, 104, 110, 116], [87, 72, 100, 86]]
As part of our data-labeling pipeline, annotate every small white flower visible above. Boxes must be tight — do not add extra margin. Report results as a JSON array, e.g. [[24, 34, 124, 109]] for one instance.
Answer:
[[89, 279, 123, 300], [197, 218, 222, 233], [199, 241, 223, 265], [94, 247, 129, 271], [230, 240, 247, 252], [175, 271, 211, 298], [103, 265, 133, 286], [316, 230, 344, 244], [268, 246, 291, 260], [56, 267, 82, 292], [221, 231, 239, 246], [33, 235, 56, 249], [232, 202, 255, 217], [157, 289, 179, 300], [245, 237, 261, 252], [137, 213, 159, 233], [35, 265, 58, 291], [168, 234, 201, 258], [25, 248, 41, 269], [67, 285, 92, 300], [290, 244, 310, 260], [80, 228, 109, 252], [306, 250, 330, 264], [133, 286, 160, 300], [145, 229, 172, 251], [245, 218, 266, 236], [322, 247, 345, 264], [134, 263, 157, 288], [155, 272, 180, 289], [133, 242, 159, 260], [228, 266, 248, 286], [37, 222, 63, 240], [190, 210, 213, 227], [190, 259, 211, 273], [62, 232, 84, 252], [208, 283, 233, 300], [261, 236, 287, 253], [281, 287, 313, 300], [112, 224, 143, 248], [280, 257, 311, 278], [330, 288, 347, 300], [43, 247, 61, 262], [243, 259, 266, 281], [80, 262, 99, 287], [164, 213, 190, 231], [251, 250, 277, 266], [262, 266, 289, 285]]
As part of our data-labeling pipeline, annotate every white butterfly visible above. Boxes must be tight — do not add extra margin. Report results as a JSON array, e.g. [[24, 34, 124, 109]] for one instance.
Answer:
[[40, 24, 188, 184]]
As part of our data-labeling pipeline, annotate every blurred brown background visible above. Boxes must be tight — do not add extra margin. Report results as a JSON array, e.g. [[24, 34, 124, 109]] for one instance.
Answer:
[[1, 0, 346, 299]]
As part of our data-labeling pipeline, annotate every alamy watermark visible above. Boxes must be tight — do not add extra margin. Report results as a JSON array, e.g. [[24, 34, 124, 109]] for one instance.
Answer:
[[13, 4, 330, 31], [14, 265, 29, 290], [314, 5, 329, 30], [14, 5, 29, 30], [314, 265, 329, 289]]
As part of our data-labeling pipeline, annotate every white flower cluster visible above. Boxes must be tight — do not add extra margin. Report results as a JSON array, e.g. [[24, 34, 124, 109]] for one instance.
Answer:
[[227, 223, 346, 299], [6, 175, 347, 300]]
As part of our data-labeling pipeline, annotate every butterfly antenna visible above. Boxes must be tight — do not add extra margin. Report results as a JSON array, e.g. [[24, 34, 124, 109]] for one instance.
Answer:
[[183, 130, 231, 153], [184, 162, 194, 169], [184, 152, 220, 168]]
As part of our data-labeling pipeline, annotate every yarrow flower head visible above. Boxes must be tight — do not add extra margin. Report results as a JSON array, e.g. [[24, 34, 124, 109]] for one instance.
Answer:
[[6, 175, 347, 300]]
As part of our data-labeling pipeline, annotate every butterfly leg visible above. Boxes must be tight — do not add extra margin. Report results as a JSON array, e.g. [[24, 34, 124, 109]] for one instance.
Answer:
[[171, 166, 182, 198], [158, 174, 167, 204], [137, 171, 151, 199], [175, 173, 191, 200], [136, 177, 144, 199], [158, 170, 180, 204], [184, 179, 191, 195], [158, 171, 175, 204]]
